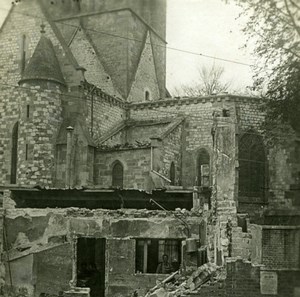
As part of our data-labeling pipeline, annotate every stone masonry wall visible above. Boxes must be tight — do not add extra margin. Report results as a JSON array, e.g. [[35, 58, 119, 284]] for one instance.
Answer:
[[268, 141, 300, 210], [161, 124, 183, 185], [0, 83, 63, 186], [236, 99, 300, 212], [129, 97, 236, 187], [43, 0, 167, 42], [80, 10, 144, 99], [0, 0, 82, 187], [69, 27, 122, 98], [94, 147, 151, 189], [129, 96, 299, 214], [236, 98, 265, 133], [84, 87, 126, 145], [0, 0, 79, 87]]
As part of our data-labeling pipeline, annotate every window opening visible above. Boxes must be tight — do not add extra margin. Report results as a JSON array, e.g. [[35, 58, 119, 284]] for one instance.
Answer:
[[197, 149, 210, 187], [170, 162, 175, 185], [25, 144, 28, 161], [26, 104, 30, 118], [145, 90, 150, 101], [135, 239, 181, 274], [10, 122, 19, 184], [20, 35, 26, 73], [112, 161, 123, 188], [238, 132, 266, 198]]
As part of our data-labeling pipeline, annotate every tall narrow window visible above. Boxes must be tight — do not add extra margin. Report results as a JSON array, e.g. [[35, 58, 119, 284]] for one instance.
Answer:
[[145, 91, 150, 101], [170, 162, 175, 185], [26, 104, 30, 118], [112, 161, 123, 188], [25, 144, 28, 161], [20, 34, 27, 73], [197, 148, 210, 187], [10, 122, 19, 184], [239, 132, 266, 198]]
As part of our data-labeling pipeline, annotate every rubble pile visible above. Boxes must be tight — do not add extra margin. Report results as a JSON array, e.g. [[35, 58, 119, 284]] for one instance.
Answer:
[[145, 263, 221, 297]]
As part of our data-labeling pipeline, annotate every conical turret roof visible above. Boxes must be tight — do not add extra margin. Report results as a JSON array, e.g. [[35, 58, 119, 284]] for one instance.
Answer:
[[19, 36, 66, 85]]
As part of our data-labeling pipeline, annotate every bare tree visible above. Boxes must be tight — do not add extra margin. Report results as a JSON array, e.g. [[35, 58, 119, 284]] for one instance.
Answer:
[[225, 0, 300, 133], [173, 64, 232, 97]]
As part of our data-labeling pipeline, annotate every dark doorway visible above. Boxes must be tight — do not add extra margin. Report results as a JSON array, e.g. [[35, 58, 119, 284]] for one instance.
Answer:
[[77, 238, 106, 297]]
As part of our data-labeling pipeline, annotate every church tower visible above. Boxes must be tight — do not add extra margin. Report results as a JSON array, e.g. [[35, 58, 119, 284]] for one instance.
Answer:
[[16, 31, 65, 186], [41, 0, 167, 101]]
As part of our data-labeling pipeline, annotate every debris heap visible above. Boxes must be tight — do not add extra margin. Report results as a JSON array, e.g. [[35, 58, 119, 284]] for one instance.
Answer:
[[145, 263, 221, 297]]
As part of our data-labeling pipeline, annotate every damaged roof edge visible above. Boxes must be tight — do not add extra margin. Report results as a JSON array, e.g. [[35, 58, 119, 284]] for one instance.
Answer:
[[1, 185, 194, 194]]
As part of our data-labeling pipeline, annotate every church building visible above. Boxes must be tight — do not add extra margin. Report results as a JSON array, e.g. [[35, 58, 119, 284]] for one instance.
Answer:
[[0, 1, 299, 297]]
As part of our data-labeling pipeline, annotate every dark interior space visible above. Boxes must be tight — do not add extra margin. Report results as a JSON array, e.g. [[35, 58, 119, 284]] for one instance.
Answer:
[[77, 237, 106, 297], [10, 189, 193, 210], [135, 239, 181, 274]]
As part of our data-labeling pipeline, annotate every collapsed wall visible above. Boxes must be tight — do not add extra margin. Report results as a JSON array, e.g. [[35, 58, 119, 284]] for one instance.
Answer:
[[0, 204, 205, 297]]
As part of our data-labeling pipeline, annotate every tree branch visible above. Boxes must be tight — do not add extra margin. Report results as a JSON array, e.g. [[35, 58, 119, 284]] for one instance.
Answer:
[[284, 0, 300, 37]]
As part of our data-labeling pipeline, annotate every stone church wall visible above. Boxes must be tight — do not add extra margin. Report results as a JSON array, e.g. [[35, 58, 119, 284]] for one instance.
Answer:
[[94, 147, 151, 189], [84, 88, 126, 145], [0, 83, 63, 186]]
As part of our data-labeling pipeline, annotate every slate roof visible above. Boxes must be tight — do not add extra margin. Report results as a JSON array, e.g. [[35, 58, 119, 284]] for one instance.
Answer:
[[98, 117, 185, 148], [19, 36, 66, 86]]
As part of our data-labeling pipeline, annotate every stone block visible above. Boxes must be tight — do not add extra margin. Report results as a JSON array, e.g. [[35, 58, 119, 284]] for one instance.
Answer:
[[64, 287, 90, 297]]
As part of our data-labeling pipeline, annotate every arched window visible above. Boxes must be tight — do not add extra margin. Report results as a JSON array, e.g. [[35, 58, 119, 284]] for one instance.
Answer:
[[239, 132, 266, 198], [197, 148, 210, 187], [11, 122, 19, 184], [112, 161, 124, 188], [145, 90, 150, 101], [170, 162, 175, 185]]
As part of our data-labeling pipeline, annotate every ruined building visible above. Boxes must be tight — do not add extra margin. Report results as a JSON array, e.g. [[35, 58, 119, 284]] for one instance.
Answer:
[[0, 1, 299, 297]]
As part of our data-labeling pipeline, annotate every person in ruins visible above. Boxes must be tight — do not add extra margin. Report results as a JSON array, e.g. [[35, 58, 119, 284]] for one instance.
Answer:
[[156, 254, 172, 274]]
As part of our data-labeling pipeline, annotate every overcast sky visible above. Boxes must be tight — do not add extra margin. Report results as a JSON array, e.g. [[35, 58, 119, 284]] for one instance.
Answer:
[[0, 0, 255, 94]]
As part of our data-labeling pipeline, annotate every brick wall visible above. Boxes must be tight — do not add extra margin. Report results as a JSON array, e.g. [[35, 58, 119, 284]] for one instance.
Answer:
[[262, 227, 300, 269], [225, 259, 300, 297], [187, 259, 300, 297]]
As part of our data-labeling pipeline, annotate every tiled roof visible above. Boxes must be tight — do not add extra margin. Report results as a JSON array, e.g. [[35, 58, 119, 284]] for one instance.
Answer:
[[19, 36, 65, 86]]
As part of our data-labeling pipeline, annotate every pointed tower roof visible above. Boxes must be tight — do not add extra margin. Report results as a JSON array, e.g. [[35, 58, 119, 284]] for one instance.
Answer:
[[19, 36, 66, 86]]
